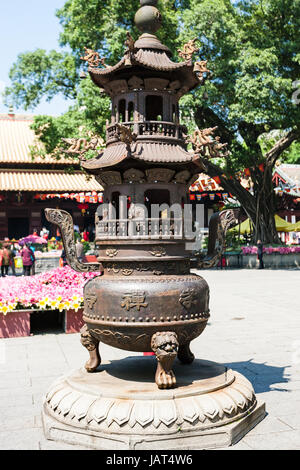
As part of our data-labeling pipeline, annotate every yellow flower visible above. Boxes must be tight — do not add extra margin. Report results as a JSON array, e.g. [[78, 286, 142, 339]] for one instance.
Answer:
[[1, 305, 9, 315], [72, 302, 80, 312], [38, 299, 47, 309]]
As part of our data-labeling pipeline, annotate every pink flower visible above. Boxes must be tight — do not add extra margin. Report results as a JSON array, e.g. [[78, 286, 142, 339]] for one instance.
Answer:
[[241, 245, 300, 255], [0, 266, 99, 311]]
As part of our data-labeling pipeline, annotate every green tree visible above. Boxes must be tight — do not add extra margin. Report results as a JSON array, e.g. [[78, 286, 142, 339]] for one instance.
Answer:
[[3, 0, 300, 242], [179, 0, 300, 242]]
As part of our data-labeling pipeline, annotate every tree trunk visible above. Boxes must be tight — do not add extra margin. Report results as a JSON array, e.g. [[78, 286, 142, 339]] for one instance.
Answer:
[[237, 161, 280, 244], [201, 159, 281, 244], [239, 193, 280, 244]]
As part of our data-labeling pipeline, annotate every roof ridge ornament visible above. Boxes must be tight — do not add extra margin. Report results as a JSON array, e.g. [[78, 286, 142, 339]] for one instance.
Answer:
[[178, 38, 199, 62], [60, 133, 105, 158], [124, 32, 135, 66], [80, 47, 108, 69], [187, 127, 229, 160]]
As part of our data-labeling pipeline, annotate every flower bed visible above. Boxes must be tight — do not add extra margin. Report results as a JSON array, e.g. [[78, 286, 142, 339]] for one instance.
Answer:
[[0, 266, 98, 315], [225, 246, 300, 268], [241, 246, 300, 255]]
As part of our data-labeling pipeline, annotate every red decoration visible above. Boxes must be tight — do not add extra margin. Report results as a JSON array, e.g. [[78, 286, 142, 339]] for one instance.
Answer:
[[258, 163, 265, 172], [213, 176, 221, 185], [77, 203, 89, 211], [33, 192, 103, 203], [244, 168, 251, 176]]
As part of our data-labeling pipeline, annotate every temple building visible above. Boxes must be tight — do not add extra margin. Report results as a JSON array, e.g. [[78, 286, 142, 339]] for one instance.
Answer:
[[273, 163, 300, 223], [0, 112, 103, 240]]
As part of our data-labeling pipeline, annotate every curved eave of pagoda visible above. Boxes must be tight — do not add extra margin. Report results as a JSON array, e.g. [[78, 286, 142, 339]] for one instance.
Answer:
[[81, 141, 200, 174], [88, 49, 200, 94]]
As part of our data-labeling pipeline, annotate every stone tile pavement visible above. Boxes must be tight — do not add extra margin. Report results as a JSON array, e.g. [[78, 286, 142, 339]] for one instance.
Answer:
[[0, 269, 299, 450]]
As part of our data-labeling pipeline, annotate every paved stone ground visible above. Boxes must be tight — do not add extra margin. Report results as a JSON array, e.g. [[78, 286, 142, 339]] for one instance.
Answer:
[[0, 268, 299, 450]]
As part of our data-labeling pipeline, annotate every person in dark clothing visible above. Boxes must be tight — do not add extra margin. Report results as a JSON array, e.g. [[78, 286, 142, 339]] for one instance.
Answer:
[[257, 240, 264, 269], [20, 243, 35, 276], [60, 248, 67, 267], [0, 243, 13, 277]]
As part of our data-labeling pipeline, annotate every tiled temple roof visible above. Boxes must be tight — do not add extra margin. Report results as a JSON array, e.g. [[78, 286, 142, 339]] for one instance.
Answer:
[[273, 164, 300, 197], [0, 114, 72, 166], [0, 169, 102, 192], [0, 114, 103, 192]]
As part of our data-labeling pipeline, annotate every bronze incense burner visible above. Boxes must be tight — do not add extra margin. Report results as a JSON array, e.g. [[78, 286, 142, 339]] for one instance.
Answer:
[[46, 0, 235, 389]]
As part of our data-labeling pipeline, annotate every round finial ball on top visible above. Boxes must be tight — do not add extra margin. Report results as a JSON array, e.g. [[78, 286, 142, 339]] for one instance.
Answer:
[[135, 1, 162, 34]]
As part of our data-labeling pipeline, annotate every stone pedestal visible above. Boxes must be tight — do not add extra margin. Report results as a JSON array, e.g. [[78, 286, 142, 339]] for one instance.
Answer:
[[42, 357, 265, 450]]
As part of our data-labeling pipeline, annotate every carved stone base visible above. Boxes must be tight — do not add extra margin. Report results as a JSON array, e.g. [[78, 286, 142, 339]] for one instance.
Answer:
[[42, 357, 266, 450]]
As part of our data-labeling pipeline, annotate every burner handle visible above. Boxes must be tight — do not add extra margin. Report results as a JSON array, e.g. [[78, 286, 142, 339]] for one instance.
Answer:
[[45, 208, 100, 272]]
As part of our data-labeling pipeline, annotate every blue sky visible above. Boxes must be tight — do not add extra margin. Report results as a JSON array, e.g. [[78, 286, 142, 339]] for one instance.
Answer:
[[0, 0, 73, 116]]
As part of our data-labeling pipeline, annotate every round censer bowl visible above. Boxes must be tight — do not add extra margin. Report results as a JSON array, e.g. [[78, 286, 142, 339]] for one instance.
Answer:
[[83, 271, 210, 352]]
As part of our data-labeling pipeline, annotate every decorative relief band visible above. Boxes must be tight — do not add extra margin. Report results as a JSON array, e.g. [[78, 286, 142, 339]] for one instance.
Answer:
[[104, 261, 190, 276], [86, 275, 205, 284], [83, 310, 210, 323]]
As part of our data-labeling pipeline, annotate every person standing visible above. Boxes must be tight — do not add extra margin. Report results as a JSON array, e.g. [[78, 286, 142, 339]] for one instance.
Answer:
[[55, 228, 61, 241], [257, 240, 264, 269], [83, 229, 89, 242], [10, 243, 17, 275], [0, 243, 13, 277], [20, 243, 35, 276], [60, 248, 67, 267]]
